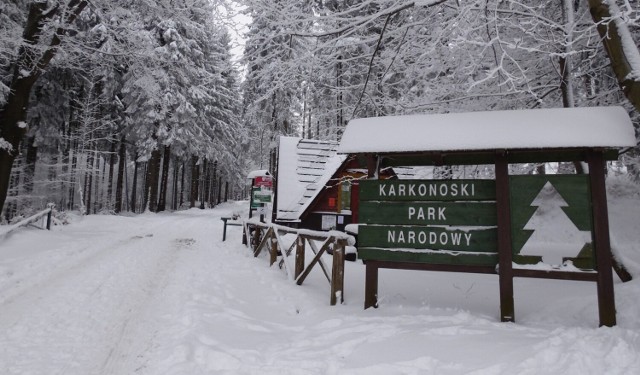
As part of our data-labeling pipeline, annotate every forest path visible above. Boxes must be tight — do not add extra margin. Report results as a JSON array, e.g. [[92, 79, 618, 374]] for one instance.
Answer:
[[0, 205, 238, 375]]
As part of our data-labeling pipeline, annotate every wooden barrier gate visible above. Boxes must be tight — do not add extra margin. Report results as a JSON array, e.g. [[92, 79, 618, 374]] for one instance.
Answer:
[[243, 220, 353, 305]]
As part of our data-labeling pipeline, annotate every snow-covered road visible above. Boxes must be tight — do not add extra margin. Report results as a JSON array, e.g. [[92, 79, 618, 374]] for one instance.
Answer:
[[1, 211, 217, 374], [1, 200, 640, 374]]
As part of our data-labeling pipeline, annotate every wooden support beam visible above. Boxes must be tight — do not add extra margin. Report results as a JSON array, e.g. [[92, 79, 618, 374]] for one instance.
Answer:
[[588, 150, 617, 327], [367, 154, 377, 178], [330, 239, 346, 305], [495, 152, 515, 322], [269, 231, 278, 266], [295, 236, 305, 279], [364, 261, 379, 309]]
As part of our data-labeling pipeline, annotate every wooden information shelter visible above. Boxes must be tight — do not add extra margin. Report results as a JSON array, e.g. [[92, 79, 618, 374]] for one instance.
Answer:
[[337, 107, 636, 327]]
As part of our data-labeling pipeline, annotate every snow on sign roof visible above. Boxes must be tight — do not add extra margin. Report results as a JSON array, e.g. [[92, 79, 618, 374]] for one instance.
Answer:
[[276, 136, 346, 222], [337, 106, 636, 154], [247, 169, 270, 179]]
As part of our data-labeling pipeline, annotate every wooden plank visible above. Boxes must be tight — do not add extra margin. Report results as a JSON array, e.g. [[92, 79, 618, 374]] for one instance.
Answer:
[[297, 161, 327, 170], [296, 237, 333, 285], [376, 148, 619, 168], [380, 152, 497, 166], [297, 171, 325, 177], [495, 152, 515, 323], [297, 152, 334, 159], [360, 179, 496, 201], [269, 231, 278, 266], [358, 248, 499, 267], [369, 260, 497, 274], [359, 201, 497, 226], [298, 141, 338, 151], [512, 268, 598, 281], [358, 225, 497, 252], [253, 227, 268, 257]]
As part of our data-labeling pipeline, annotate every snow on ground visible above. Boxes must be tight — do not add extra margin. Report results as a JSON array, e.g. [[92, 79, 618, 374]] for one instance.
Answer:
[[1, 180, 640, 374]]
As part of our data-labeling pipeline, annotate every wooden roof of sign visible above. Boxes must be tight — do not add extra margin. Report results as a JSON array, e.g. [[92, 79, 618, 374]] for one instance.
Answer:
[[337, 107, 636, 165], [276, 137, 347, 222]]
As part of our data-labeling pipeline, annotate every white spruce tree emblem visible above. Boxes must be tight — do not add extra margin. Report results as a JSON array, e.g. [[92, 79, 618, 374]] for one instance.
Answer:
[[519, 182, 592, 266]]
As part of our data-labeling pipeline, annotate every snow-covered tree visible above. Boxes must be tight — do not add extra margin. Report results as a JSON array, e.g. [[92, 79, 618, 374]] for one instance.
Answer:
[[1, 0, 247, 220]]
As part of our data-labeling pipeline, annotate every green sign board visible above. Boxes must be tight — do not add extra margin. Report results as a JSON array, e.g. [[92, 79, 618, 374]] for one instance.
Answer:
[[359, 225, 497, 252], [251, 187, 272, 208], [360, 179, 496, 201], [358, 179, 498, 267], [358, 176, 596, 270], [359, 201, 497, 226], [509, 175, 594, 270]]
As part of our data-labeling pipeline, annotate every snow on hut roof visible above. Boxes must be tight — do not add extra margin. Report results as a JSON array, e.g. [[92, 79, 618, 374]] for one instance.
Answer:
[[337, 106, 636, 154], [247, 169, 270, 179], [276, 136, 347, 222]]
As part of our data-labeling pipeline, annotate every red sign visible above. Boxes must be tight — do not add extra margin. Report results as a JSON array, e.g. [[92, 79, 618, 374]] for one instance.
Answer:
[[254, 176, 273, 188]]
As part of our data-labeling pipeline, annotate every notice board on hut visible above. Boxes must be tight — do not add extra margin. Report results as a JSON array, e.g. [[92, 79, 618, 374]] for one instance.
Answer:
[[337, 106, 636, 327]]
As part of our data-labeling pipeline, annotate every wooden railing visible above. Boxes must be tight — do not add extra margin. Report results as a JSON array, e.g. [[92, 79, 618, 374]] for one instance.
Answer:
[[0, 203, 55, 238], [243, 220, 355, 305]]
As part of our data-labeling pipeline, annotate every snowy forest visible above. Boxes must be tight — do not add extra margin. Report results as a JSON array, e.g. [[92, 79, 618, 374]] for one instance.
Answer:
[[1, 0, 639, 222]]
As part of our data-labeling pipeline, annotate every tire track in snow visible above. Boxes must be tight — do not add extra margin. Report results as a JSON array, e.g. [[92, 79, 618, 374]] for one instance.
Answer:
[[0, 218, 167, 307], [0, 212, 214, 375]]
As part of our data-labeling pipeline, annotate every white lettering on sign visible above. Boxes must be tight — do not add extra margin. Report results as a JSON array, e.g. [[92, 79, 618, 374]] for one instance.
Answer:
[[408, 206, 446, 221], [387, 229, 473, 247], [377, 182, 476, 198]]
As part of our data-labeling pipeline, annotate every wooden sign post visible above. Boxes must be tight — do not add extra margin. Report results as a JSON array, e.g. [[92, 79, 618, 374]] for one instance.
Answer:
[[337, 107, 635, 327], [357, 152, 619, 326]]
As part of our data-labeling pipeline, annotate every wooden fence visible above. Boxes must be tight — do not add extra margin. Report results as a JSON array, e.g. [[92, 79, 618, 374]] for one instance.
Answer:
[[0, 203, 55, 238], [243, 220, 354, 305]]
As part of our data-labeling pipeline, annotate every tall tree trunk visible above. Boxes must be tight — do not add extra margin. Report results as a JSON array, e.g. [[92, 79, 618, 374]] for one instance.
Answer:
[[0, 0, 88, 214], [560, 0, 584, 174], [336, 54, 344, 139], [200, 159, 208, 209], [23, 135, 38, 200], [171, 156, 178, 211], [179, 160, 185, 208], [189, 155, 199, 208], [107, 139, 116, 208], [115, 136, 126, 213], [4, 158, 21, 221], [210, 161, 217, 207], [131, 152, 139, 213], [145, 148, 161, 212], [84, 151, 94, 215], [68, 144, 77, 211], [96, 150, 104, 213], [588, 0, 640, 112], [140, 163, 147, 212], [207, 161, 214, 208], [157, 145, 171, 212]]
